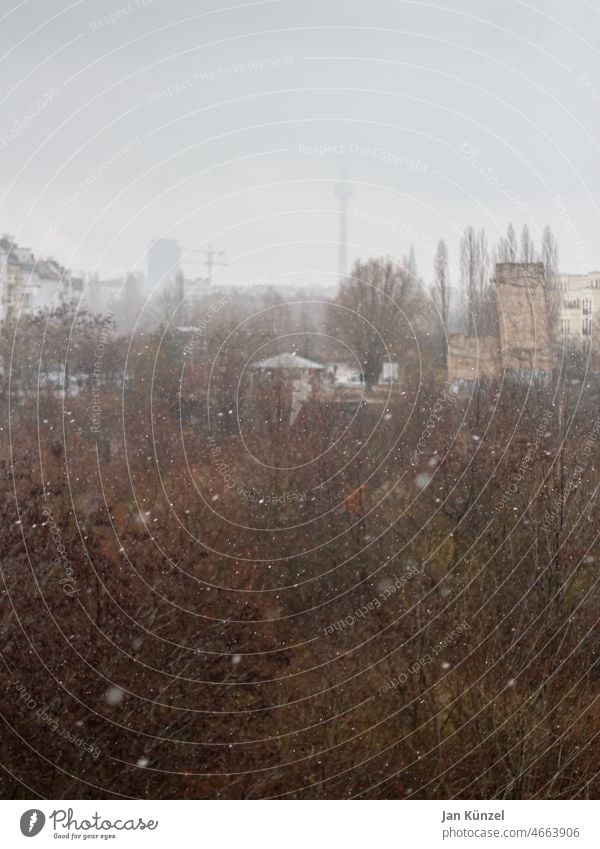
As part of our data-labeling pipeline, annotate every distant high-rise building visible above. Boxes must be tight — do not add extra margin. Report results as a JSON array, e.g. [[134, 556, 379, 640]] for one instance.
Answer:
[[334, 180, 353, 280], [147, 238, 181, 292]]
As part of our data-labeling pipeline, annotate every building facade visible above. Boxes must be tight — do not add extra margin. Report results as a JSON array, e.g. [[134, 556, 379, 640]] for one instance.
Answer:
[[558, 272, 600, 344], [448, 262, 553, 386], [0, 236, 85, 320], [147, 238, 181, 293]]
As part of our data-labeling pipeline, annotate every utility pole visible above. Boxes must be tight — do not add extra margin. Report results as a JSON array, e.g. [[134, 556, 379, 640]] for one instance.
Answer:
[[195, 244, 227, 284]]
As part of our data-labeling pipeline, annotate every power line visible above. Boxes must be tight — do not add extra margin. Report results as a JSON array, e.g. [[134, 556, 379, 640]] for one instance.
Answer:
[[188, 244, 227, 284]]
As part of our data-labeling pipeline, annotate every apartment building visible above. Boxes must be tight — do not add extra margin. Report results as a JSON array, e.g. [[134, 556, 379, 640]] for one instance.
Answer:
[[559, 272, 600, 343], [0, 235, 83, 320]]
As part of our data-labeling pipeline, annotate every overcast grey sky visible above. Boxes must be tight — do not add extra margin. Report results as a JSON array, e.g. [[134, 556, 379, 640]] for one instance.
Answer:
[[1, 0, 600, 288]]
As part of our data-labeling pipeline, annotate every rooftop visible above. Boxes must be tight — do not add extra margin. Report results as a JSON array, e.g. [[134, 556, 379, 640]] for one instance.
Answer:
[[252, 353, 325, 370]]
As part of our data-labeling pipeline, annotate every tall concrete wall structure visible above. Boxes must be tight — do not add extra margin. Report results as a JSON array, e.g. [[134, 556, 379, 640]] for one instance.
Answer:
[[447, 334, 500, 383], [495, 262, 553, 377], [447, 262, 554, 385]]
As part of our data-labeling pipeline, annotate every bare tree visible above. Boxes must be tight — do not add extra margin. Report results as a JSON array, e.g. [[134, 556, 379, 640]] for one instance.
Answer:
[[477, 230, 499, 336], [460, 226, 478, 335], [477, 229, 489, 296], [460, 227, 489, 335], [405, 243, 418, 281], [433, 239, 450, 363], [496, 222, 518, 263], [328, 257, 417, 388], [540, 225, 561, 345], [520, 223, 536, 262], [506, 222, 518, 261]]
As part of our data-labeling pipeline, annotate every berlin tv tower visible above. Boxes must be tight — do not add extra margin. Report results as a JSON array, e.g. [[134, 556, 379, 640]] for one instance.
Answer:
[[334, 177, 353, 280]]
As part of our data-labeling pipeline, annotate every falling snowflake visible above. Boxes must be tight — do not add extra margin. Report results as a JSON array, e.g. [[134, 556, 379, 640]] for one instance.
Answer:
[[105, 686, 125, 706]]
